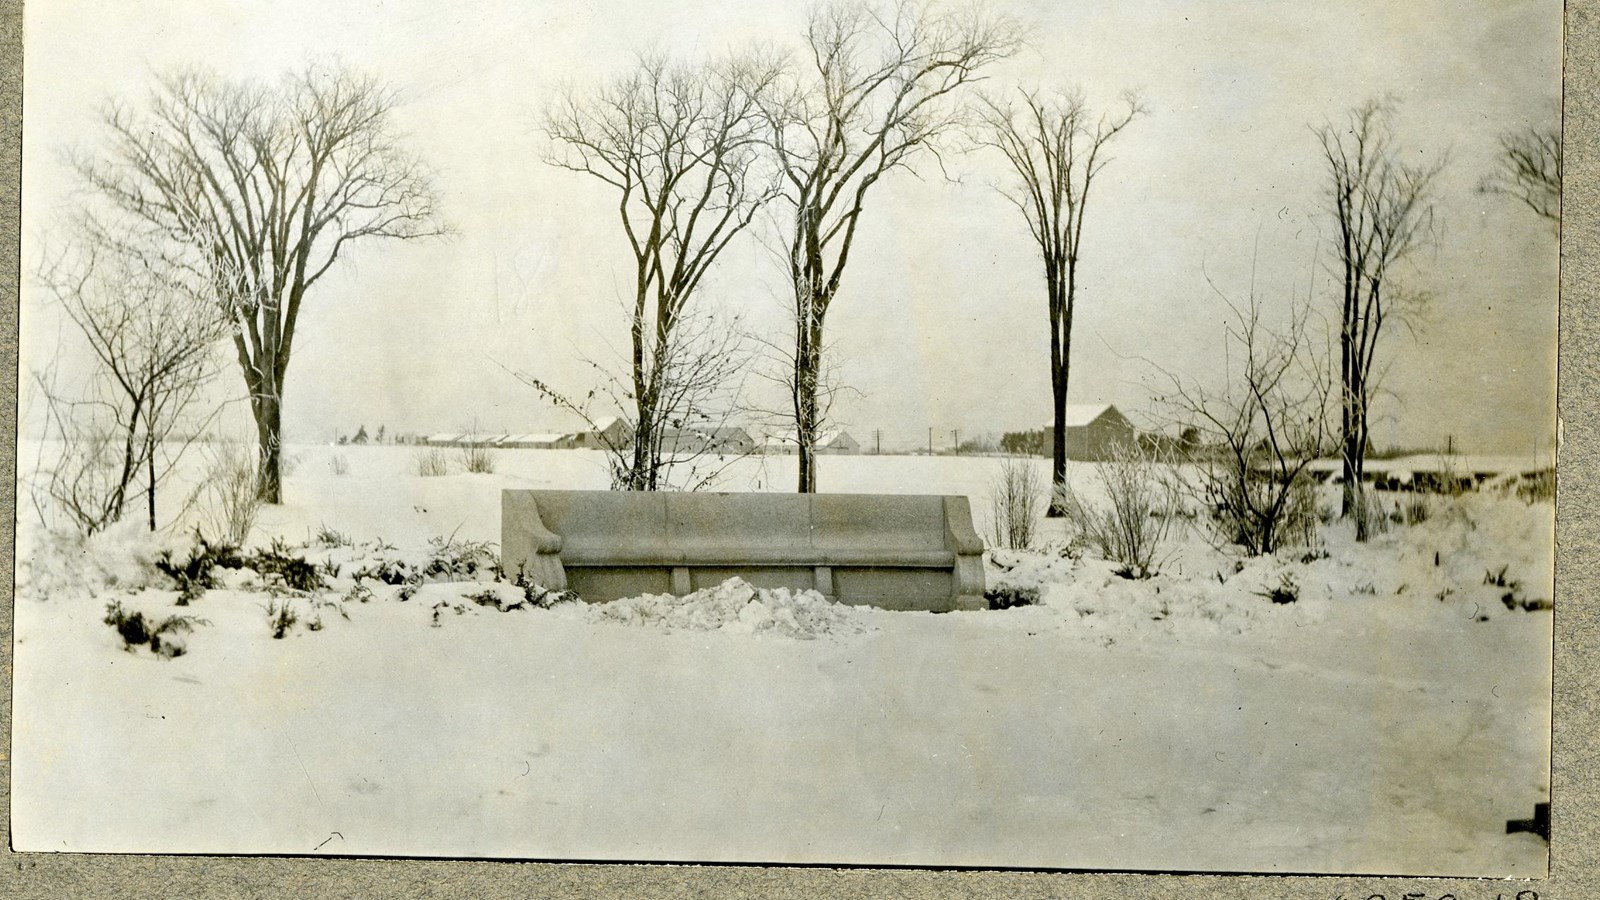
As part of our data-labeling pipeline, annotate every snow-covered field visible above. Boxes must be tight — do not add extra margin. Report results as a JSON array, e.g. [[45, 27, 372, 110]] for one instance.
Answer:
[[10, 445, 1553, 875]]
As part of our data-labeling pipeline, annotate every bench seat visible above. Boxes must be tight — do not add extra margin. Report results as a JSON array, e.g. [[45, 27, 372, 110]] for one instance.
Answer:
[[502, 490, 986, 612]]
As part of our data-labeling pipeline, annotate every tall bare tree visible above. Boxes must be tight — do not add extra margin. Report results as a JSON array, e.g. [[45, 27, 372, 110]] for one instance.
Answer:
[[541, 53, 781, 490], [32, 222, 230, 534], [1479, 122, 1561, 226], [763, 0, 1022, 492], [1315, 99, 1445, 535], [70, 63, 444, 503], [975, 87, 1142, 511]]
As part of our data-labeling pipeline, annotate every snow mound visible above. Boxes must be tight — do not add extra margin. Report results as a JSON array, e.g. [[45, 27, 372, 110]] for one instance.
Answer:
[[15, 518, 191, 602], [591, 578, 870, 639]]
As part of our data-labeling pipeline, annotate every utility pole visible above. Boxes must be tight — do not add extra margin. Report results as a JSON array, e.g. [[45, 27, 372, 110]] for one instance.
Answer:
[[874, 429, 881, 455], [928, 427, 933, 456], [952, 429, 960, 456]]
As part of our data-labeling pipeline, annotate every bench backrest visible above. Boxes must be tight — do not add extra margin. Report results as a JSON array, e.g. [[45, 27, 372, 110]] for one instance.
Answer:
[[504, 490, 971, 564]]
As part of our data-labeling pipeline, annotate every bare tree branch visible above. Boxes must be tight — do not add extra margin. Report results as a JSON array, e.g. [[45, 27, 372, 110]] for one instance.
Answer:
[[1314, 98, 1445, 535], [761, 0, 1023, 492], [70, 62, 446, 502], [973, 85, 1143, 510]]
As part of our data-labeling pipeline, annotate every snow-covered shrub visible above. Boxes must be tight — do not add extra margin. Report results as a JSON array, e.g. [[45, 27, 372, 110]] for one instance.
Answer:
[[1055, 444, 1179, 579], [314, 525, 353, 548], [194, 441, 260, 546], [251, 539, 326, 592], [984, 584, 1040, 610], [424, 534, 499, 581], [154, 533, 244, 604], [1255, 572, 1299, 605], [329, 453, 349, 476], [1401, 492, 1431, 526], [264, 598, 298, 639], [459, 440, 498, 474], [1517, 469, 1555, 504], [989, 455, 1043, 550], [1352, 485, 1391, 539], [414, 448, 450, 477], [104, 601, 205, 657]]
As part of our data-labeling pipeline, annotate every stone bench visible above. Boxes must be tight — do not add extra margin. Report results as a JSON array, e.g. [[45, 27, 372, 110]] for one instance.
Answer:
[[502, 490, 986, 612]]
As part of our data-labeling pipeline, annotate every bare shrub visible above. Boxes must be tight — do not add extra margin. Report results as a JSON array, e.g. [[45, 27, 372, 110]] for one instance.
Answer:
[[1401, 491, 1431, 526], [193, 442, 261, 547], [329, 453, 349, 476], [414, 447, 451, 477], [1156, 280, 1333, 556], [459, 440, 498, 474], [30, 222, 228, 534], [1053, 443, 1178, 579], [989, 455, 1044, 550], [1352, 485, 1392, 538]]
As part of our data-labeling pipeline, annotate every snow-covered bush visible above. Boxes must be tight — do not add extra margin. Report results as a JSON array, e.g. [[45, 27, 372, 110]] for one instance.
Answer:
[[1054, 444, 1179, 579], [424, 534, 499, 580], [104, 601, 205, 657], [984, 584, 1040, 610], [459, 440, 498, 474], [1352, 485, 1391, 539], [414, 447, 450, 477], [193, 441, 260, 546], [329, 453, 350, 476], [989, 455, 1043, 550], [154, 534, 244, 604], [264, 597, 298, 639]]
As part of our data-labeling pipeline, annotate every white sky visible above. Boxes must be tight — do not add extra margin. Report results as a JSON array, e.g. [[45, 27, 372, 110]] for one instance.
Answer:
[[20, 0, 1561, 454]]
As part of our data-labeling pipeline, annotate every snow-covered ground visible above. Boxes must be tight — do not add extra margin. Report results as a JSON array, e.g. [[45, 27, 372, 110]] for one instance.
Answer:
[[9, 444, 1553, 875]]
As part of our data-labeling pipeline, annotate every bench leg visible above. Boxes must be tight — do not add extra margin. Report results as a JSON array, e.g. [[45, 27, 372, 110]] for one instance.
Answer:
[[813, 565, 834, 600], [671, 566, 693, 596]]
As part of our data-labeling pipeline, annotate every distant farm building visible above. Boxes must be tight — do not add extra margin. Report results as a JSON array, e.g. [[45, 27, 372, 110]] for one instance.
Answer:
[[761, 429, 861, 455], [1061, 403, 1136, 460], [1304, 454, 1554, 493], [493, 432, 577, 450], [572, 416, 632, 451], [662, 425, 755, 455]]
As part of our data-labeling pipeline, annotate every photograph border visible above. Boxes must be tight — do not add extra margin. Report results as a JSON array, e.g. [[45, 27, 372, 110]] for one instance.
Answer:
[[1, 1, 1594, 896]]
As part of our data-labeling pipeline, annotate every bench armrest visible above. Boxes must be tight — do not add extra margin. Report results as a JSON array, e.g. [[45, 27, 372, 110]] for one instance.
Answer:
[[527, 519, 563, 554], [943, 496, 985, 555]]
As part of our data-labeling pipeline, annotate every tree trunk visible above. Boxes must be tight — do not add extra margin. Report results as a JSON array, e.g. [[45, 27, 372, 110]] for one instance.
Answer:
[[147, 441, 157, 532], [1047, 373, 1068, 516], [255, 387, 283, 504], [1340, 324, 1357, 519], [794, 330, 821, 494]]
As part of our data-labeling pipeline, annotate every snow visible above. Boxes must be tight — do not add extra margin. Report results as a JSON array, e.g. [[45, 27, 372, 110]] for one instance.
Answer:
[[9, 444, 1552, 875]]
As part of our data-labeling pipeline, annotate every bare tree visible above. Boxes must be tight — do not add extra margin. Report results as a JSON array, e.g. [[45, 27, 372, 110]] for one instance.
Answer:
[[1315, 99, 1445, 534], [70, 63, 444, 503], [1479, 122, 1561, 226], [762, 0, 1022, 492], [32, 223, 229, 534], [1155, 276, 1333, 556], [541, 52, 781, 490], [507, 306, 756, 491], [975, 87, 1142, 512]]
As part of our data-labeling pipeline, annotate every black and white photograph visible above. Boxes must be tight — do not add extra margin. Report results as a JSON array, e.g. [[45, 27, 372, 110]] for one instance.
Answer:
[[10, 0, 1559, 877]]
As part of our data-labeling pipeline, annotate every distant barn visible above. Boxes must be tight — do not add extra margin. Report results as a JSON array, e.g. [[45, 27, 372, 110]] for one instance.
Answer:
[[1061, 403, 1136, 461], [662, 425, 755, 455], [572, 416, 632, 451]]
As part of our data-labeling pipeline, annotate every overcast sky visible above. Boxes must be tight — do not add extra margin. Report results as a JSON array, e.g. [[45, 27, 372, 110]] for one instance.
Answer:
[[21, 0, 1561, 454]]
